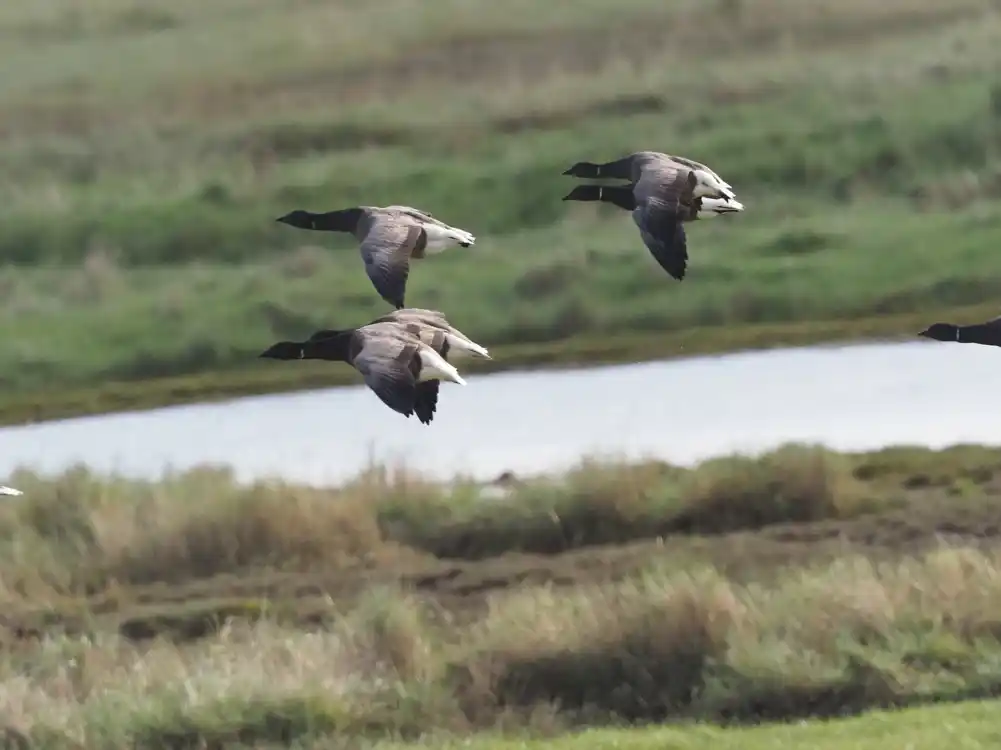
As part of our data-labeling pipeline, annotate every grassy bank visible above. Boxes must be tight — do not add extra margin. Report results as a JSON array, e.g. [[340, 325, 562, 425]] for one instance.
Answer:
[[2, 0, 1001, 421], [373, 702, 1001, 750], [4, 443, 1001, 746]]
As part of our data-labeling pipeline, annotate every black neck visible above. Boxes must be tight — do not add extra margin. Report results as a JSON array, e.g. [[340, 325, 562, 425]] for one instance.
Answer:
[[305, 208, 363, 232], [957, 324, 1000, 346], [593, 156, 635, 180], [598, 185, 637, 211], [564, 185, 636, 211], [302, 331, 354, 361]]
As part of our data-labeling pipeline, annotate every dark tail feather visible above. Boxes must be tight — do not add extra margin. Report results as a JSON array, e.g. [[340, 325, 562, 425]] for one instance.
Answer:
[[653, 223, 688, 281]]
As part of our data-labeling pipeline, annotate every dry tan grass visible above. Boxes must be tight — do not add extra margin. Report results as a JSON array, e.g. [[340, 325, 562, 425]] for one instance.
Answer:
[[0, 444, 997, 745], [675, 445, 869, 530], [99, 481, 388, 586], [0, 590, 441, 746], [5, 545, 1001, 746], [0, 443, 997, 606], [391, 445, 871, 559], [428, 546, 1001, 725], [0, 465, 437, 606]]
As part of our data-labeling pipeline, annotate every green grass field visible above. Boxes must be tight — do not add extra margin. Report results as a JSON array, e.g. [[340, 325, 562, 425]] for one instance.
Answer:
[[2, 0, 1001, 422], [5, 443, 1001, 746]]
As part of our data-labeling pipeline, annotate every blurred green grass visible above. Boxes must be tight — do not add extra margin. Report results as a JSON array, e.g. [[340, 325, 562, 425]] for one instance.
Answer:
[[2, 0, 1001, 420]]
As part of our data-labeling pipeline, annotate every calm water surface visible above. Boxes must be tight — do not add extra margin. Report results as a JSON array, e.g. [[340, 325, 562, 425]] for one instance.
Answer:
[[0, 340, 995, 485]]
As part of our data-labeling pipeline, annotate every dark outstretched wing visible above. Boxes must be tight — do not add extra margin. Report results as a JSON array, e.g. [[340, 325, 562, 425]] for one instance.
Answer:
[[633, 162, 697, 208], [634, 211, 688, 280], [413, 381, 440, 425], [359, 218, 427, 309], [630, 165, 696, 281], [352, 335, 420, 419]]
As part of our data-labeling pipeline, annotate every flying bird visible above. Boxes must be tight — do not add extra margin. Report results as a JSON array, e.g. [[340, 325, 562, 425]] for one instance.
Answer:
[[562, 153, 744, 280], [275, 205, 475, 309], [562, 151, 738, 202], [259, 317, 471, 425], [919, 316, 1001, 348], [309, 308, 491, 360]]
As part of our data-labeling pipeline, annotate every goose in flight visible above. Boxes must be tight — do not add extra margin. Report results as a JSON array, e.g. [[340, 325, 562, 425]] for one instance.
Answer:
[[562, 151, 738, 202], [562, 159, 744, 280], [0, 486, 22, 496], [309, 308, 491, 360], [919, 316, 1001, 347], [259, 318, 468, 425], [275, 205, 475, 309]]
